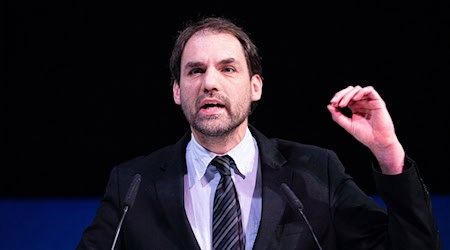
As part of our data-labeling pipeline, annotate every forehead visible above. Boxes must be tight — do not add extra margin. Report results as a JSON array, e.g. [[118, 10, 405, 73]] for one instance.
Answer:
[[181, 31, 245, 63]]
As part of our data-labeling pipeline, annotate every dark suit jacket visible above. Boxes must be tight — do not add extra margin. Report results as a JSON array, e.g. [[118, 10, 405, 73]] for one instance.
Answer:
[[77, 126, 441, 250]]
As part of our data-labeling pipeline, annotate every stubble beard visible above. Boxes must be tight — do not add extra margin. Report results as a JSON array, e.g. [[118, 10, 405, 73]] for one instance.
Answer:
[[182, 102, 251, 137]]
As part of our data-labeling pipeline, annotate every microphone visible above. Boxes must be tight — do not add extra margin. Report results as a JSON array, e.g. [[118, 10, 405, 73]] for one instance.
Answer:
[[280, 183, 323, 250], [111, 173, 142, 250]]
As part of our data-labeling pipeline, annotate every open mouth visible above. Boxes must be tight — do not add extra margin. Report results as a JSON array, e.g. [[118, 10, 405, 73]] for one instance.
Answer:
[[201, 103, 225, 109]]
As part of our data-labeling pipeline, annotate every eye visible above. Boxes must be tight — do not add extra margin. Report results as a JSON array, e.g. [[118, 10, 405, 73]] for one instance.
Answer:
[[188, 67, 205, 75], [223, 66, 235, 73]]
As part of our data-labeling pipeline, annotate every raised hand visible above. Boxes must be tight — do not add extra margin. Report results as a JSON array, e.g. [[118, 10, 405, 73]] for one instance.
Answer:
[[327, 85, 405, 174]]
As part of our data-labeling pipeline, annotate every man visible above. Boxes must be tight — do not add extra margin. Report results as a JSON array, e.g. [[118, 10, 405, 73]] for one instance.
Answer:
[[77, 16, 441, 249]]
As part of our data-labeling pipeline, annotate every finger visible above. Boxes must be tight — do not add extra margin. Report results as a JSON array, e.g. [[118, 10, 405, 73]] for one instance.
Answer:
[[336, 85, 363, 108], [349, 99, 384, 111], [353, 86, 382, 102], [327, 104, 352, 132], [329, 86, 355, 107]]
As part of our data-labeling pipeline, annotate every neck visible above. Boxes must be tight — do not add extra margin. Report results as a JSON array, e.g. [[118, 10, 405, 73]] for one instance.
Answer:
[[192, 123, 248, 154]]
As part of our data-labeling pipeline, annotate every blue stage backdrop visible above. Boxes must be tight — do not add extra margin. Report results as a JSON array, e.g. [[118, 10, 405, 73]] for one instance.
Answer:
[[0, 195, 448, 250]]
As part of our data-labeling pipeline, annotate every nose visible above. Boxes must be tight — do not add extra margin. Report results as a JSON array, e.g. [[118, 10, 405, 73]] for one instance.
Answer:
[[202, 68, 220, 93]]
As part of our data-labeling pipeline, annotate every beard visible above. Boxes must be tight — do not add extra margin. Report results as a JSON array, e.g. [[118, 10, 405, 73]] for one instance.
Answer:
[[181, 94, 252, 137]]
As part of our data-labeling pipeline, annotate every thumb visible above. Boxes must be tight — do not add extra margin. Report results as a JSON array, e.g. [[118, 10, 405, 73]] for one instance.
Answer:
[[327, 104, 352, 132]]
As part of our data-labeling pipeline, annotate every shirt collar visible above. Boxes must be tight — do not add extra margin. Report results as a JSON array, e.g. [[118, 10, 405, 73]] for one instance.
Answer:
[[187, 127, 256, 187]]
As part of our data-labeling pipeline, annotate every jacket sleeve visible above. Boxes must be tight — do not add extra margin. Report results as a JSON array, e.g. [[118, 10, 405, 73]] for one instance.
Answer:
[[373, 155, 442, 250], [329, 152, 441, 250]]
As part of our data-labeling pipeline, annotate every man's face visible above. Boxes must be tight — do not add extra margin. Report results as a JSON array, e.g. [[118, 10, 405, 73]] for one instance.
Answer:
[[173, 31, 262, 137]]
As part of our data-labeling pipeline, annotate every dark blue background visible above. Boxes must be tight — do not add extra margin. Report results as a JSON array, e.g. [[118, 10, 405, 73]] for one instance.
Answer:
[[1, 196, 448, 249]]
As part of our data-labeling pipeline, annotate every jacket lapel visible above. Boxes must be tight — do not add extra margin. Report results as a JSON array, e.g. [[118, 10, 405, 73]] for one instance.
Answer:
[[249, 125, 293, 249], [154, 131, 201, 250]]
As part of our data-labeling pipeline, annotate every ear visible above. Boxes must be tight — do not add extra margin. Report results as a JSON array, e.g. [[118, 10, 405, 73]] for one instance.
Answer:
[[250, 74, 263, 101], [172, 81, 181, 105]]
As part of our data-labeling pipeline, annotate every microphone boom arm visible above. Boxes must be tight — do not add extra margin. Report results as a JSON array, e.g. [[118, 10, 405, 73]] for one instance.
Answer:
[[280, 183, 323, 250]]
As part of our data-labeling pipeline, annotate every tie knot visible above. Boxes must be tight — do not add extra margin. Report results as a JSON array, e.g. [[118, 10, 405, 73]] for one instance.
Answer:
[[211, 155, 233, 176]]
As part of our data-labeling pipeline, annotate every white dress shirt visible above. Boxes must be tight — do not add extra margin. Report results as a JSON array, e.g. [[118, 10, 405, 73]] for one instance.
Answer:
[[184, 127, 261, 250]]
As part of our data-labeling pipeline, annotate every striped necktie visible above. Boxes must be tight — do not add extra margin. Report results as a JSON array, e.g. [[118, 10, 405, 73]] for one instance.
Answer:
[[211, 155, 244, 250]]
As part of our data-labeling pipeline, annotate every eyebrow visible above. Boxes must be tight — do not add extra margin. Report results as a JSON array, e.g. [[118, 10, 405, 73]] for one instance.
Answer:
[[184, 57, 238, 70]]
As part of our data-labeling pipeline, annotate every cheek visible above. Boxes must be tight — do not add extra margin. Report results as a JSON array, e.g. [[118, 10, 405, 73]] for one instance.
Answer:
[[179, 88, 198, 107], [237, 87, 253, 100], [230, 89, 252, 108]]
